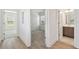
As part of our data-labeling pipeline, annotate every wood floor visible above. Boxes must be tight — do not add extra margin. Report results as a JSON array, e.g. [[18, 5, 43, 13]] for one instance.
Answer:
[[60, 37, 74, 46], [0, 33, 75, 49], [50, 37, 75, 49], [50, 41, 75, 49], [0, 38, 27, 49], [31, 30, 75, 49], [31, 30, 46, 49]]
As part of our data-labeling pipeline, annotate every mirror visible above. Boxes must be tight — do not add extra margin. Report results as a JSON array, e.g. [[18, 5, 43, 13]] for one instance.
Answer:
[[65, 11, 74, 25]]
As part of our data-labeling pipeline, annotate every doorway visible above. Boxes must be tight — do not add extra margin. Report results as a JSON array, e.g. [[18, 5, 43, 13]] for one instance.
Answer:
[[3, 10, 18, 40], [30, 9, 46, 48], [58, 9, 75, 48]]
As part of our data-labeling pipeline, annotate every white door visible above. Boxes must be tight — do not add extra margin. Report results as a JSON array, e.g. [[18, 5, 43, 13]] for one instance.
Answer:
[[4, 10, 17, 39], [19, 10, 31, 47], [45, 9, 58, 47], [74, 10, 79, 48]]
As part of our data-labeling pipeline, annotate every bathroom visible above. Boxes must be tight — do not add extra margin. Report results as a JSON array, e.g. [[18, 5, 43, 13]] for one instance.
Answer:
[[59, 9, 74, 46]]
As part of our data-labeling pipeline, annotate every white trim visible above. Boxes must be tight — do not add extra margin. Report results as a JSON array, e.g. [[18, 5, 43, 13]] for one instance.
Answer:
[[45, 9, 48, 47], [74, 10, 78, 48]]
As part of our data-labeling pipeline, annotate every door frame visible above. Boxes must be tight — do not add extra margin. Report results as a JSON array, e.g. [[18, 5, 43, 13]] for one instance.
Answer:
[[3, 10, 18, 39], [58, 9, 75, 48]]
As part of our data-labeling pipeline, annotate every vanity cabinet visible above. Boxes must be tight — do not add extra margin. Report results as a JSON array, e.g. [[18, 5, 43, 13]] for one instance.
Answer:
[[63, 27, 74, 38]]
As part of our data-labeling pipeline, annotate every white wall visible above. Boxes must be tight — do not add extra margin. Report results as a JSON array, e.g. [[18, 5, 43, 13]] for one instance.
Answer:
[[30, 12, 40, 31], [19, 9, 31, 47], [0, 10, 1, 39], [17, 10, 20, 36], [58, 11, 66, 40], [30, 9, 45, 31], [0, 10, 4, 41], [0, 10, 2, 41], [61, 12, 66, 26], [45, 9, 58, 47], [74, 10, 79, 48]]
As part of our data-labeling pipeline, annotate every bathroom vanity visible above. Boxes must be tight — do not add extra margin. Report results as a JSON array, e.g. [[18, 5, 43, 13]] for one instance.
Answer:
[[63, 25, 74, 38]]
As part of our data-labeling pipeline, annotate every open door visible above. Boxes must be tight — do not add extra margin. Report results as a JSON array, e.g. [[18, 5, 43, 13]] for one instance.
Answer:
[[74, 10, 79, 48], [19, 10, 31, 47], [3, 10, 17, 39], [58, 9, 74, 48], [45, 9, 58, 47]]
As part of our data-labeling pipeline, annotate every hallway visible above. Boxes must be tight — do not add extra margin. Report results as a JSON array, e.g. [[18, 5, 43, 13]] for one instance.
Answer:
[[31, 30, 46, 49], [0, 9, 78, 49], [0, 30, 46, 49], [0, 38, 27, 49]]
